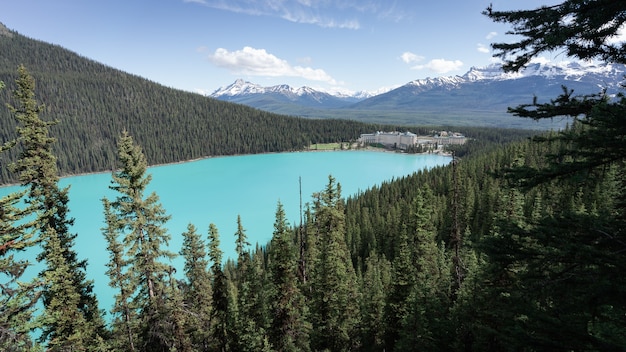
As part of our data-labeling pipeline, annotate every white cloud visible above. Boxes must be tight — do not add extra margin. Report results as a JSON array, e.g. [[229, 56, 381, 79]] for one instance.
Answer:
[[208, 46, 336, 84], [400, 51, 424, 64], [411, 59, 464, 74], [486, 31, 497, 40], [607, 23, 626, 44], [186, 0, 407, 29], [187, 0, 365, 29], [529, 56, 552, 65], [477, 43, 490, 53], [402, 52, 463, 74], [425, 59, 464, 73]]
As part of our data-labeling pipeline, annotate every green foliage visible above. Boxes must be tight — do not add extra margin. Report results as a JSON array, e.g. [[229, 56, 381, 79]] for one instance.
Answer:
[[103, 131, 182, 351], [383, 225, 415, 350], [180, 223, 213, 350], [3, 2, 626, 349], [268, 202, 311, 352], [0, 79, 41, 351], [485, 0, 626, 71], [230, 215, 272, 352], [7, 65, 105, 350], [102, 198, 138, 351], [358, 252, 391, 352], [464, 1, 626, 349], [396, 187, 452, 351], [207, 223, 230, 352], [0, 27, 413, 184], [234, 251, 272, 352], [0, 186, 41, 351], [308, 176, 360, 351]]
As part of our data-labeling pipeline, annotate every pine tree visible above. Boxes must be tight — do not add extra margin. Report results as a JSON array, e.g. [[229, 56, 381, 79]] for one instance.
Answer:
[[102, 199, 137, 351], [359, 252, 391, 352], [268, 201, 310, 352], [308, 176, 359, 351], [180, 223, 213, 351], [0, 186, 41, 350], [383, 224, 415, 351], [231, 215, 271, 351], [38, 229, 90, 351], [474, 2, 626, 349], [103, 131, 180, 351], [207, 223, 230, 352], [234, 214, 250, 275], [397, 187, 452, 351], [236, 251, 272, 352], [8, 65, 105, 350]]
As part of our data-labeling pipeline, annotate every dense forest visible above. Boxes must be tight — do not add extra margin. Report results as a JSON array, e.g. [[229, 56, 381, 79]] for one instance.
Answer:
[[1, 1, 625, 351], [0, 22, 437, 184]]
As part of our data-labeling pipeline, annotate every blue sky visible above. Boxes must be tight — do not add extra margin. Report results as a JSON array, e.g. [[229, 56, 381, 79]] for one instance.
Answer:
[[2, 0, 559, 95]]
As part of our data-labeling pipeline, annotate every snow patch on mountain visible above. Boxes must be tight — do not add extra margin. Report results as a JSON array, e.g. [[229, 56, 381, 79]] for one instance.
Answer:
[[210, 60, 625, 104], [210, 80, 380, 101], [403, 60, 625, 91]]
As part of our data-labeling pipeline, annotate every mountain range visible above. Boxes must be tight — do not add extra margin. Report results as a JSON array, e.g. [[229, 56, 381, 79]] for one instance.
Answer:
[[0, 22, 384, 182], [210, 61, 626, 129]]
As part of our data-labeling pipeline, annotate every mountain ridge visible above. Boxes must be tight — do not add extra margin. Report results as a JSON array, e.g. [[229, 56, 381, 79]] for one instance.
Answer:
[[208, 61, 625, 128], [0, 23, 389, 183], [212, 60, 625, 102]]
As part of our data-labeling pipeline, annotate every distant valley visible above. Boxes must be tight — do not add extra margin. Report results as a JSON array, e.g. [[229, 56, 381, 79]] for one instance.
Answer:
[[210, 61, 626, 129]]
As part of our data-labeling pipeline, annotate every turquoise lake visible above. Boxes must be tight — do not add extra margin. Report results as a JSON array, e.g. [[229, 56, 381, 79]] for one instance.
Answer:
[[0, 150, 450, 316]]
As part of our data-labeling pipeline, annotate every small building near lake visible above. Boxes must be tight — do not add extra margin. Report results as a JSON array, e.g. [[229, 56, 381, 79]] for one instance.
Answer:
[[358, 130, 466, 149], [357, 131, 418, 149]]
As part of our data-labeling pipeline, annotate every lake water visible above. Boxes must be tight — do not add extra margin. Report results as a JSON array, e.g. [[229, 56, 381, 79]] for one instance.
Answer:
[[0, 150, 450, 316]]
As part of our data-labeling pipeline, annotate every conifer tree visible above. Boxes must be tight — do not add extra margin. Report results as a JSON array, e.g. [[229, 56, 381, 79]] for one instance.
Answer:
[[397, 187, 452, 351], [103, 131, 180, 351], [308, 176, 359, 351], [268, 201, 310, 352], [235, 251, 272, 352], [231, 215, 272, 351], [383, 224, 415, 351], [207, 223, 230, 352], [359, 252, 391, 352], [180, 223, 213, 350], [476, 1, 626, 349], [0, 78, 41, 349], [102, 199, 137, 351], [8, 65, 105, 350], [234, 214, 250, 274], [0, 193, 42, 351]]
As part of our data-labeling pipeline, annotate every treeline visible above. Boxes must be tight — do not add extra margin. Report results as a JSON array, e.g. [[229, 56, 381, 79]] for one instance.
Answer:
[[0, 25, 427, 183], [0, 24, 539, 184], [2, 66, 624, 351], [3, 1, 625, 349]]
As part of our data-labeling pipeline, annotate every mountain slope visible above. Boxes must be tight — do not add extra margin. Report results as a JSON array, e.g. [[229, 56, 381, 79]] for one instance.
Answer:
[[211, 62, 625, 129], [210, 79, 367, 113], [353, 61, 624, 111], [0, 23, 385, 183]]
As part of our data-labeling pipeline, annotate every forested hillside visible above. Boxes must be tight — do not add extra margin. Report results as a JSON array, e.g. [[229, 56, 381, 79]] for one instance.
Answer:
[[0, 23, 409, 183], [3, 65, 623, 350], [1, 0, 625, 350]]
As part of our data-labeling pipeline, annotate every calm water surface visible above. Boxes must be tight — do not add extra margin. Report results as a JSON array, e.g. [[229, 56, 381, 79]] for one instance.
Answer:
[[1, 150, 450, 315]]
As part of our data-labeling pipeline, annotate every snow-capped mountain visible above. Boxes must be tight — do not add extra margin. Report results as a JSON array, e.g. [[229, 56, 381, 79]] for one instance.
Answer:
[[208, 61, 626, 128], [352, 61, 625, 112], [402, 61, 624, 92], [210, 79, 367, 110]]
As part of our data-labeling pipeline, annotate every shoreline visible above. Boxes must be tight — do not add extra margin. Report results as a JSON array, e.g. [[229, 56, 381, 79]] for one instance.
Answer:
[[0, 147, 452, 188]]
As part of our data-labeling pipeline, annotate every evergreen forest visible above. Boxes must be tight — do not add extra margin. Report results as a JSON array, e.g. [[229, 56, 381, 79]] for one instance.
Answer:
[[1, 1, 625, 351], [0, 21, 482, 185]]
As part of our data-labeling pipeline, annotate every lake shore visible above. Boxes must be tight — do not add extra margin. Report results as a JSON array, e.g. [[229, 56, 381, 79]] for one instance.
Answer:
[[0, 146, 452, 188]]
